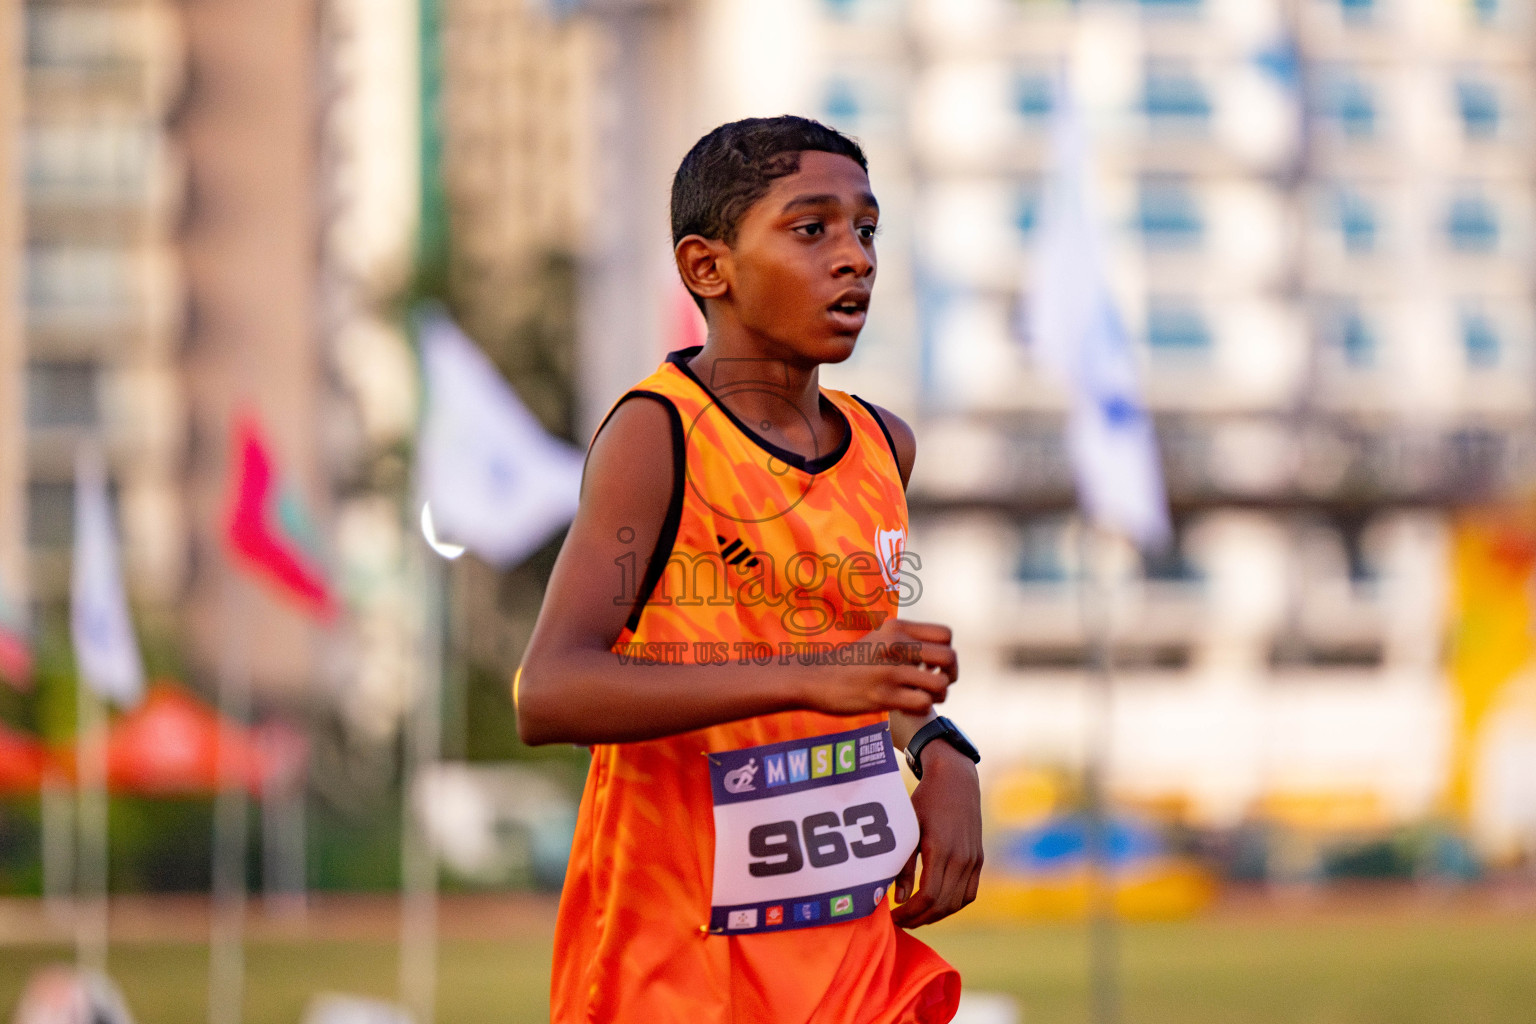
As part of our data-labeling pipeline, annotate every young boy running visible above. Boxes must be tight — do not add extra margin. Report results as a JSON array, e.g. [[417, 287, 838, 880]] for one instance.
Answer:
[[517, 116, 984, 1023]]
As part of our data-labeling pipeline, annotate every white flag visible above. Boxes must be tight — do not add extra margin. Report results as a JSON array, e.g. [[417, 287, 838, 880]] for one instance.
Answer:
[[1029, 82, 1171, 551], [418, 312, 584, 567], [71, 445, 144, 707]]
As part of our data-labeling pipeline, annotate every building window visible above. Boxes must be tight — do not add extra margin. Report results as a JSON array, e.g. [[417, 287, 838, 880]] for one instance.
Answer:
[[1461, 310, 1500, 368], [1142, 524, 1203, 583], [1014, 186, 1040, 239], [1446, 195, 1499, 252], [1137, 179, 1203, 249], [1146, 302, 1212, 354], [1138, 0, 1203, 16], [1334, 306, 1375, 367], [1456, 79, 1500, 140], [1339, 0, 1375, 23], [1449, 429, 1503, 487], [26, 482, 74, 549], [26, 7, 142, 72], [1334, 188, 1376, 253], [26, 362, 98, 428], [1255, 42, 1300, 89], [1014, 516, 1071, 584], [1327, 76, 1377, 138], [1142, 65, 1211, 129], [823, 78, 860, 125], [26, 246, 134, 315], [26, 123, 156, 203], [1012, 73, 1053, 120]]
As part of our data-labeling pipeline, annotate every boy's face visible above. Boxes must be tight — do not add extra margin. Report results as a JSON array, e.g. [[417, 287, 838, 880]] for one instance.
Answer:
[[716, 150, 879, 363]]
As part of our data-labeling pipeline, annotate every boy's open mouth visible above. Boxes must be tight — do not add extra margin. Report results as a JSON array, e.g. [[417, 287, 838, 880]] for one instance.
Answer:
[[827, 291, 869, 330]]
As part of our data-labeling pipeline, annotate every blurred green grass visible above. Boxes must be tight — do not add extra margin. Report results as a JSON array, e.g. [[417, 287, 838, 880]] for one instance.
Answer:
[[2, 915, 1535, 1023], [925, 916, 1536, 1024], [0, 938, 552, 1024]]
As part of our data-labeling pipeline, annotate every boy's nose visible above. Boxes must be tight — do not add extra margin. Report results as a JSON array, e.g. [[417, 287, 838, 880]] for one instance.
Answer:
[[833, 239, 874, 278]]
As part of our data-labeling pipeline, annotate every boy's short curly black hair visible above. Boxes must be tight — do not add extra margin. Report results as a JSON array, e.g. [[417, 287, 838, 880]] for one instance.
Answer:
[[670, 115, 868, 250]]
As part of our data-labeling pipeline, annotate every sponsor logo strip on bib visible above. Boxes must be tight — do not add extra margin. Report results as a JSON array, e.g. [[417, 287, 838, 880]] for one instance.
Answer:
[[708, 722, 918, 935]]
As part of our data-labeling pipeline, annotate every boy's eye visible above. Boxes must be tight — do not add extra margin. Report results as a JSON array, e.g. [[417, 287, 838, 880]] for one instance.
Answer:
[[794, 222, 824, 237], [858, 224, 878, 240]]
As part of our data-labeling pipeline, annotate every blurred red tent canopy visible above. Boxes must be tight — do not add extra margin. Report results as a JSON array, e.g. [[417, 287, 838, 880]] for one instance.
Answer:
[[0, 722, 54, 793], [92, 684, 299, 797]]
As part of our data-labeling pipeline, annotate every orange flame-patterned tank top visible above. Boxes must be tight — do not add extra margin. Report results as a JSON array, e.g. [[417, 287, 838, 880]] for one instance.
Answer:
[[550, 349, 960, 1023]]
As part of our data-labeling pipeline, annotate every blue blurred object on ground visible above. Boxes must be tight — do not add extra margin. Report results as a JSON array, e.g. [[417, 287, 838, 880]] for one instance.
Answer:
[[999, 814, 1167, 875]]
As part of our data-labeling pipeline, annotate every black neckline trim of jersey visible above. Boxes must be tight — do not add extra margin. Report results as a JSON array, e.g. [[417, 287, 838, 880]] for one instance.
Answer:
[[849, 394, 900, 474], [667, 347, 852, 475], [590, 390, 686, 635]]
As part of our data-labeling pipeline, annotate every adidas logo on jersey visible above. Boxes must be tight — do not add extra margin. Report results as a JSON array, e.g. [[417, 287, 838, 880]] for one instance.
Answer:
[[717, 534, 761, 569]]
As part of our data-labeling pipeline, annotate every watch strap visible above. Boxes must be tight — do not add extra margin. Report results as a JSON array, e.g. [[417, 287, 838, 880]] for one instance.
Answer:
[[905, 716, 979, 780]]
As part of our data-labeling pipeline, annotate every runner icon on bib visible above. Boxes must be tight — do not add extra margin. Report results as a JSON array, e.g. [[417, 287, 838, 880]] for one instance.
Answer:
[[707, 722, 919, 934]]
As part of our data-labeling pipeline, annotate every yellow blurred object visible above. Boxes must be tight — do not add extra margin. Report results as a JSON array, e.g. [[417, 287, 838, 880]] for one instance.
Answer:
[[1257, 790, 1391, 832], [1113, 792, 1194, 824], [988, 767, 1059, 827], [964, 861, 1217, 922], [1446, 511, 1536, 818]]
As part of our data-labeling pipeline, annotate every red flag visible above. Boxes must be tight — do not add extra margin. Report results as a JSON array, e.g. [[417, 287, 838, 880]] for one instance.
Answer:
[[0, 591, 30, 690], [0, 721, 51, 793], [224, 414, 336, 621], [0, 625, 30, 691]]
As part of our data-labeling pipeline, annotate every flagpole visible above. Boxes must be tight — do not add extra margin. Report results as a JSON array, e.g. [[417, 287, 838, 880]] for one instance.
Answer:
[[41, 767, 75, 924], [209, 566, 253, 1024], [1078, 522, 1120, 1024], [74, 678, 109, 978], [400, 528, 444, 1024], [70, 438, 143, 982], [443, 559, 467, 762], [1029, 68, 1165, 1024], [261, 735, 307, 917]]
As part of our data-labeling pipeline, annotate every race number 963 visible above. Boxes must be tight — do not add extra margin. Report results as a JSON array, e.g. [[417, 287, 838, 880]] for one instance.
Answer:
[[747, 801, 898, 877]]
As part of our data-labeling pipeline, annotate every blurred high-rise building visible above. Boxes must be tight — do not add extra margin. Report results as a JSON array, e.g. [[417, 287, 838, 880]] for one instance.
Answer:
[[0, 0, 421, 734], [440, 0, 594, 433], [567, 0, 1536, 850], [430, 0, 598, 693], [18, 0, 187, 624], [0, 2, 24, 614], [176, 0, 336, 696], [890, 0, 1534, 838]]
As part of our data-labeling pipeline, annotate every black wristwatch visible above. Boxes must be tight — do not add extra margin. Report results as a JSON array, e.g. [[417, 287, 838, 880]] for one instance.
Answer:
[[904, 716, 980, 780]]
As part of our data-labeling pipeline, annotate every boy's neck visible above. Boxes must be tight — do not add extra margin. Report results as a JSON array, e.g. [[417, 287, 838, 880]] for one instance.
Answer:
[[685, 331, 843, 461]]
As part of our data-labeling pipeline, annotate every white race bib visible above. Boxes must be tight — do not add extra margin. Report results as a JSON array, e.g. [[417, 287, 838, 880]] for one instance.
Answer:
[[707, 722, 919, 934]]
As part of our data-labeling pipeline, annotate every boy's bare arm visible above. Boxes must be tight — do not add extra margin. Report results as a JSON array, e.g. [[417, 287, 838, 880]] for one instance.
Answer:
[[515, 397, 957, 747]]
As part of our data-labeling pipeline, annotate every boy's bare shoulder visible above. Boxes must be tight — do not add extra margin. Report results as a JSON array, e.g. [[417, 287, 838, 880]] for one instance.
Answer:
[[860, 401, 916, 489], [580, 394, 678, 539]]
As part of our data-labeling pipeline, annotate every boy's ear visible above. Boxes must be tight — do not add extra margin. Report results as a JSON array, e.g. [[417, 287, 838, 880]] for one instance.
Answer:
[[674, 235, 731, 304]]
